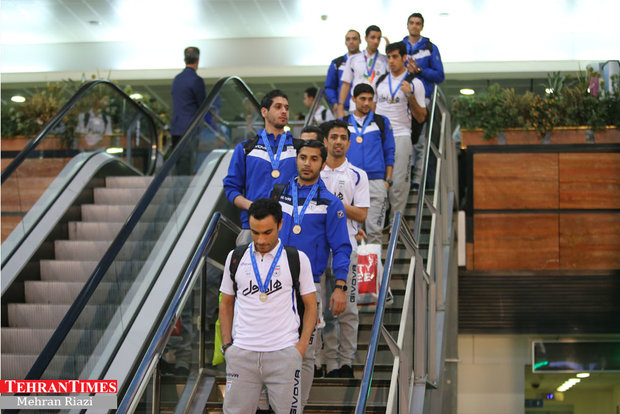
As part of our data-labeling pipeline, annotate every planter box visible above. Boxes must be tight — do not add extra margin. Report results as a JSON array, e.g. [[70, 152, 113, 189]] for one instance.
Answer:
[[461, 127, 620, 148]]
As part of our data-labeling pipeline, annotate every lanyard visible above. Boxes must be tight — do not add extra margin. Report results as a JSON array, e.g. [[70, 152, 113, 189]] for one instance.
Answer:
[[349, 112, 373, 138], [364, 51, 378, 79], [388, 73, 406, 102], [260, 130, 287, 171], [291, 178, 320, 229], [249, 242, 283, 293]]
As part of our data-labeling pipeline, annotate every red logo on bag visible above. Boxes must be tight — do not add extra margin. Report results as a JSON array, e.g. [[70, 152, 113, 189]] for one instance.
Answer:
[[357, 253, 378, 294]]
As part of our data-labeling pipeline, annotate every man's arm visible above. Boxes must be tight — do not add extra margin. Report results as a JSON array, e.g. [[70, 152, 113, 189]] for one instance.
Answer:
[[296, 292, 317, 357], [343, 203, 368, 223], [420, 46, 445, 85], [402, 81, 427, 124], [381, 116, 396, 171], [233, 195, 252, 210], [337, 81, 351, 119], [326, 199, 352, 316], [219, 293, 235, 348], [324, 59, 340, 108], [223, 144, 248, 206]]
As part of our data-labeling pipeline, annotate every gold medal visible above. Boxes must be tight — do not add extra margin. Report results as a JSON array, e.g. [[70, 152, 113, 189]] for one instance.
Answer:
[[356, 136, 363, 144], [259, 292, 268, 302], [271, 169, 280, 178], [293, 224, 302, 234]]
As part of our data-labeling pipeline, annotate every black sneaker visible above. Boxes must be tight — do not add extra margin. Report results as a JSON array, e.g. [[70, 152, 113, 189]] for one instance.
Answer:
[[339, 364, 354, 378], [314, 365, 325, 378], [325, 368, 340, 378]]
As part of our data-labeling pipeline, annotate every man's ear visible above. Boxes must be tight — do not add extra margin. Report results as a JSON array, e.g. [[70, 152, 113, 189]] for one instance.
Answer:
[[260, 107, 268, 118], [277, 219, 283, 232]]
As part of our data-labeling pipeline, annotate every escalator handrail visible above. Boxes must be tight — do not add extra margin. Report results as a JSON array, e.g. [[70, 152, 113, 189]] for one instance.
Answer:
[[1, 79, 161, 184], [117, 212, 241, 413], [25, 75, 260, 381]]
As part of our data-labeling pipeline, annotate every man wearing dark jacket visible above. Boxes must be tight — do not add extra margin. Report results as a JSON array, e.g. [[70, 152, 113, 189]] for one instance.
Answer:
[[171, 47, 206, 145]]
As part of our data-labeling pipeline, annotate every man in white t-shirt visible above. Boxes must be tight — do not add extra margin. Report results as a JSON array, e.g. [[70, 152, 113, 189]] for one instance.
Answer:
[[303, 86, 334, 125], [336, 25, 388, 118], [219, 198, 317, 413], [374, 41, 426, 223], [317, 119, 370, 378]]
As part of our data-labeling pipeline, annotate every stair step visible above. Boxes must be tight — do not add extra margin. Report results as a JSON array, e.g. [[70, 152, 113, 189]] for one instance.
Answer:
[[1, 354, 89, 381], [67, 221, 167, 241], [1, 328, 105, 357], [105, 176, 153, 188], [80, 203, 174, 222], [93, 186, 186, 205], [24, 281, 124, 304], [7, 303, 115, 329], [54, 240, 155, 260], [40, 260, 145, 282]]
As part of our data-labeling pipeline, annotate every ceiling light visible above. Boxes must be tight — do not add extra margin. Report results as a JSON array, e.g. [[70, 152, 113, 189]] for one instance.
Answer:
[[576, 373, 590, 378], [460, 88, 475, 96], [11, 95, 26, 103], [130, 93, 143, 100]]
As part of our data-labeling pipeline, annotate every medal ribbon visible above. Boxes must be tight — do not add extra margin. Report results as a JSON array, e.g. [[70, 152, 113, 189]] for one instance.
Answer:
[[363, 51, 378, 79], [250, 242, 283, 294], [388, 73, 406, 102], [349, 112, 374, 140], [291, 177, 320, 230], [260, 130, 287, 172]]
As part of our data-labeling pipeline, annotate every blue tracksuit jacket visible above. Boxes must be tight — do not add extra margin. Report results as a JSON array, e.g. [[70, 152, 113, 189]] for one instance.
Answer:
[[223, 130, 298, 228], [402, 35, 445, 99], [278, 178, 352, 283], [343, 112, 395, 180], [324, 54, 350, 111]]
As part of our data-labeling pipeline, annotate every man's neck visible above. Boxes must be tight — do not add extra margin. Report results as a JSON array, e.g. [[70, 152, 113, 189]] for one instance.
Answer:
[[348, 49, 361, 56], [186, 63, 198, 70], [391, 67, 406, 77], [264, 125, 284, 137], [408, 34, 421, 45], [353, 110, 370, 119], [365, 47, 377, 56], [326, 156, 346, 169], [298, 176, 319, 187]]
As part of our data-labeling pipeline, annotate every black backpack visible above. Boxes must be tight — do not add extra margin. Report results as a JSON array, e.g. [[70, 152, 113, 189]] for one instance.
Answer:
[[228, 243, 305, 334]]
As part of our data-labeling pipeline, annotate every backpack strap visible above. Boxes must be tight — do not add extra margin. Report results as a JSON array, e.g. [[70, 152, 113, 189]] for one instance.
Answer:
[[375, 72, 389, 87], [229, 243, 250, 295], [270, 183, 287, 201], [372, 113, 386, 145], [242, 136, 259, 156], [283, 246, 304, 335], [334, 55, 346, 70]]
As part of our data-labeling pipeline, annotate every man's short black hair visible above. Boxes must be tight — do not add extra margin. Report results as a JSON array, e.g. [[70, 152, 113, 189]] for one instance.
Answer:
[[353, 83, 375, 98], [304, 87, 318, 99], [301, 125, 324, 140], [298, 139, 327, 163], [408, 12, 424, 24], [184, 47, 200, 65], [386, 41, 407, 57], [260, 89, 288, 111], [346, 29, 361, 40], [248, 198, 282, 224], [320, 119, 351, 140], [365, 25, 381, 37]]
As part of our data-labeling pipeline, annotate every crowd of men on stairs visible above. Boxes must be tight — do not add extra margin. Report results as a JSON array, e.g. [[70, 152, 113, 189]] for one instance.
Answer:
[[170, 11, 444, 414]]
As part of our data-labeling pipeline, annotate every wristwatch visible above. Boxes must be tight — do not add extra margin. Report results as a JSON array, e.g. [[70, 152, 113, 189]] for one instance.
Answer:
[[385, 179, 393, 187], [221, 341, 233, 353], [334, 284, 348, 292]]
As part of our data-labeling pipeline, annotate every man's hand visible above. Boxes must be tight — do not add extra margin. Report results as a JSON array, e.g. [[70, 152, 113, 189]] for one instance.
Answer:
[[330, 287, 347, 316], [400, 81, 412, 95], [295, 341, 309, 358], [407, 57, 419, 74], [355, 227, 367, 242]]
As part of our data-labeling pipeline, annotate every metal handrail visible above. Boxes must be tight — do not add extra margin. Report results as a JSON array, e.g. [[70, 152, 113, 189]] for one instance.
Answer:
[[1, 79, 161, 183], [24, 76, 260, 381], [118, 212, 241, 413]]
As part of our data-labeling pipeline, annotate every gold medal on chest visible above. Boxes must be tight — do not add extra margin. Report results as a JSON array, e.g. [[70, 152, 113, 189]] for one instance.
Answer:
[[271, 170, 280, 178], [356, 136, 363, 144], [259, 292, 268, 302], [293, 224, 302, 234]]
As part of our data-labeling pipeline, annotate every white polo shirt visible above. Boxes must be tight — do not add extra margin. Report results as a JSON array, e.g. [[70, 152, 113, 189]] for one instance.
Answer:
[[375, 72, 425, 137], [320, 159, 370, 251], [220, 240, 315, 352], [341, 50, 388, 111]]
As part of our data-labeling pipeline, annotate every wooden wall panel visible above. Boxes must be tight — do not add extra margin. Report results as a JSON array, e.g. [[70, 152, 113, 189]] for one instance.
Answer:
[[560, 213, 620, 269], [474, 153, 559, 210], [559, 153, 620, 209], [474, 214, 559, 270]]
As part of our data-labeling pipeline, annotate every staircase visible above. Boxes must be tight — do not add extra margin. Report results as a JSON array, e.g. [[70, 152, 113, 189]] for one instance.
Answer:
[[1, 175, 154, 379], [198, 188, 431, 413]]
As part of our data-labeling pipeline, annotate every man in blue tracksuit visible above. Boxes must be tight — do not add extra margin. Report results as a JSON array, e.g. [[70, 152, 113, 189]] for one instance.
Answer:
[[403, 12, 445, 188], [343, 83, 395, 244], [275, 139, 351, 412], [223, 89, 299, 245], [324, 30, 361, 115]]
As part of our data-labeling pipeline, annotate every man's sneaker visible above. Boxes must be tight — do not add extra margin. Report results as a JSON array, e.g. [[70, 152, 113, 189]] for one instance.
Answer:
[[325, 368, 340, 378], [314, 365, 326, 378], [339, 364, 354, 378]]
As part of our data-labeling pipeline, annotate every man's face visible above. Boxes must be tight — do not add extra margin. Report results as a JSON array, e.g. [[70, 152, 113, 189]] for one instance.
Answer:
[[324, 127, 350, 158], [300, 131, 318, 141], [353, 92, 374, 115], [345, 30, 361, 54], [407, 17, 424, 37], [261, 96, 289, 129], [296, 146, 325, 183], [249, 214, 282, 254], [302, 93, 313, 109], [365, 30, 381, 53], [387, 50, 406, 73]]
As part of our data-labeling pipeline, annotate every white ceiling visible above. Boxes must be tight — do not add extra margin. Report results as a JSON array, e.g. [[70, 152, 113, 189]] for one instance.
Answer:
[[1, 0, 619, 84]]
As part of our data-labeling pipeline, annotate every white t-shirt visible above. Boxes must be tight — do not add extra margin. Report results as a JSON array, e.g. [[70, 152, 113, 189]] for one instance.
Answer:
[[320, 159, 370, 251], [220, 240, 315, 352], [313, 104, 335, 125], [375, 72, 425, 137], [341, 50, 388, 111]]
